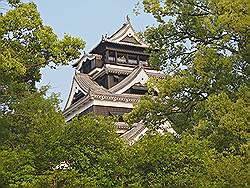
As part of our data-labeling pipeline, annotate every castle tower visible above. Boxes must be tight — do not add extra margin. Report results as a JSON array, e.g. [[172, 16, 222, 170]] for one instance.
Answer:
[[63, 17, 164, 143]]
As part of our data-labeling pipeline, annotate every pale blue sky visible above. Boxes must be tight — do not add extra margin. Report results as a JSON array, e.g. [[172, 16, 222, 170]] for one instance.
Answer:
[[33, 0, 156, 109]]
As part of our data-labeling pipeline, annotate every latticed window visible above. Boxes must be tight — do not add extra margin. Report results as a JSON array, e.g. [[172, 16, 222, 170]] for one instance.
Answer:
[[139, 55, 148, 66], [128, 54, 138, 65], [117, 52, 127, 63], [108, 51, 116, 62]]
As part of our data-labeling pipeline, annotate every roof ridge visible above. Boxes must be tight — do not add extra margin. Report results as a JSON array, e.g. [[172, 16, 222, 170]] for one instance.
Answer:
[[107, 22, 129, 41]]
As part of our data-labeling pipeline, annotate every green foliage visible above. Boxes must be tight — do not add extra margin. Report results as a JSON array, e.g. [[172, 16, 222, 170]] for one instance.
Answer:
[[0, 1, 85, 106], [0, 90, 64, 186], [0, 149, 38, 187], [0, 92, 129, 187], [1, 0, 249, 187], [143, 0, 249, 71], [53, 115, 128, 187], [127, 133, 249, 187], [195, 89, 250, 154], [124, 0, 249, 186], [126, 0, 249, 143]]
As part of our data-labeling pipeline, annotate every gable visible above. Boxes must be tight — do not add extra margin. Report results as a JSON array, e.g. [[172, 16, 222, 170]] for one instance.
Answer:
[[106, 17, 149, 48], [120, 35, 141, 45], [71, 90, 85, 105], [64, 79, 87, 110], [124, 82, 148, 95], [109, 67, 149, 94]]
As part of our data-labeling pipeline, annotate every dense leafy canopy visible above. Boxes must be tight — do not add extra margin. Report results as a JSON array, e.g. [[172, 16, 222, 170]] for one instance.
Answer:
[[0, 91, 128, 187], [0, 0, 249, 187], [126, 0, 249, 143], [127, 0, 249, 131], [0, 0, 85, 107], [125, 0, 249, 186]]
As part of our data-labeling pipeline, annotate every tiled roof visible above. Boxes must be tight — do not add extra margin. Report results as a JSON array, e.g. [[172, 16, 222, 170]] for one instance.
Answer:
[[115, 122, 129, 130], [121, 122, 147, 145], [91, 65, 164, 79], [115, 121, 149, 145], [63, 94, 91, 116], [75, 73, 109, 94], [72, 54, 101, 71], [104, 16, 149, 48], [91, 93, 140, 103], [65, 66, 164, 112], [64, 64, 165, 116], [91, 66, 132, 80], [90, 17, 149, 54], [75, 72, 142, 102], [108, 66, 144, 93], [63, 71, 143, 116]]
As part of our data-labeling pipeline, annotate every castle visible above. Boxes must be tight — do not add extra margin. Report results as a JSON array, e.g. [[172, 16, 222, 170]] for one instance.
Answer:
[[63, 17, 164, 144]]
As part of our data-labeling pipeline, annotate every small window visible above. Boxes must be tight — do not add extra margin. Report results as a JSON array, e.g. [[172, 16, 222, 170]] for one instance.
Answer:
[[128, 54, 138, 65], [72, 91, 85, 104], [139, 55, 148, 66], [117, 52, 127, 63], [108, 51, 116, 62]]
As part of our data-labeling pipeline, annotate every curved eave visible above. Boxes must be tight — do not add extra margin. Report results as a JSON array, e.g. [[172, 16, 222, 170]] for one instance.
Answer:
[[91, 93, 141, 103], [75, 73, 110, 95], [108, 66, 145, 93], [64, 73, 89, 111], [108, 66, 165, 94], [63, 94, 92, 117], [106, 39, 148, 48], [64, 75, 76, 111], [90, 41, 148, 55], [63, 92, 141, 118], [72, 54, 97, 71]]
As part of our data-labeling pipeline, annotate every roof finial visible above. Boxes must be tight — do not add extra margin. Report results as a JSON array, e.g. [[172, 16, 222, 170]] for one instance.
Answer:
[[125, 15, 131, 24], [102, 34, 108, 41]]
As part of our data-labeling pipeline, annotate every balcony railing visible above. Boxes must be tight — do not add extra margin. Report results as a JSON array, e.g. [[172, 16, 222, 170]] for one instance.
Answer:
[[117, 57, 127, 63], [128, 59, 138, 65], [108, 56, 148, 66], [140, 60, 148, 66], [108, 56, 116, 62]]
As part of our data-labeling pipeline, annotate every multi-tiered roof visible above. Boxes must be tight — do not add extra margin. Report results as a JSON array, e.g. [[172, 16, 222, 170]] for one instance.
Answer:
[[63, 17, 164, 144]]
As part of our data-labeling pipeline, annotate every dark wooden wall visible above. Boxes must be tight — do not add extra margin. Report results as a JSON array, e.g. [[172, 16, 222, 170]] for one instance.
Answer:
[[79, 105, 132, 116]]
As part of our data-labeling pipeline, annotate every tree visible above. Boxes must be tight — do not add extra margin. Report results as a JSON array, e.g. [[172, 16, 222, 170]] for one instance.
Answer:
[[43, 115, 128, 187], [1, 0, 249, 187], [0, 4, 129, 187], [126, 133, 249, 187], [0, 1, 85, 186], [0, 0, 85, 108], [126, 0, 249, 151], [0, 90, 130, 187], [0, 90, 66, 187], [124, 0, 249, 186]]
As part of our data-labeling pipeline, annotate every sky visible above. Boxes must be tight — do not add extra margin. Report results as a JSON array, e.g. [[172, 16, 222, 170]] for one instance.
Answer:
[[32, 0, 156, 109]]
